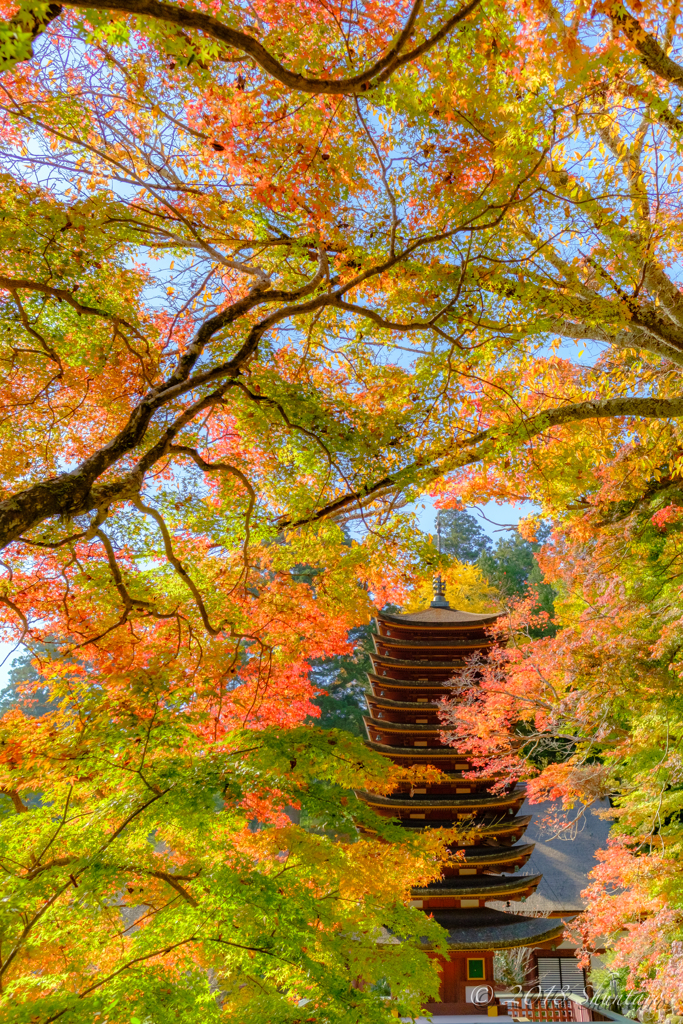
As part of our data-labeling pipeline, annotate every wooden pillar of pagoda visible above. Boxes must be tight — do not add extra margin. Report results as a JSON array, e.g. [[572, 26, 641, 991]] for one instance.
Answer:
[[357, 576, 564, 1015]]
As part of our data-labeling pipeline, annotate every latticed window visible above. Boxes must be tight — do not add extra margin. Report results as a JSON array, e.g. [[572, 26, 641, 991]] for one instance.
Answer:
[[537, 957, 586, 995]]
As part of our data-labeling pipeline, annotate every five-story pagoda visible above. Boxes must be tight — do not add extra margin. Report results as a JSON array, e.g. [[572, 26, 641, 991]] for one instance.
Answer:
[[357, 578, 564, 1015]]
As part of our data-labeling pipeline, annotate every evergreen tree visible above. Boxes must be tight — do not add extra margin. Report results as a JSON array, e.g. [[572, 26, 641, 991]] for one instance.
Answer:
[[438, 508, 555, 625], [478, 523, 555, 631], [308, 623, 374, 736], [437, 509, 492, 563]]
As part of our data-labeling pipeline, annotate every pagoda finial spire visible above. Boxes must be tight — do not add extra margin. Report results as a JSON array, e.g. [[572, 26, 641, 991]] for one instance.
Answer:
[[430, 574, 450, 608]]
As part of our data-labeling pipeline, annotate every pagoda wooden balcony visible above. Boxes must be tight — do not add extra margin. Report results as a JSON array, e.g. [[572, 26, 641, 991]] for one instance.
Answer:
[[363, 737, 479, 770], [373, 633, 492, 659], [366, 695, 443, 722], [390, 777, 509, 797]]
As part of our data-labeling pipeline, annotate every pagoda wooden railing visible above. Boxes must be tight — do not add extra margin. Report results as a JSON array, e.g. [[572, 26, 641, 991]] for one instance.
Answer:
[[501, 996, 582, 1021], [498, 993, 640, 1024]]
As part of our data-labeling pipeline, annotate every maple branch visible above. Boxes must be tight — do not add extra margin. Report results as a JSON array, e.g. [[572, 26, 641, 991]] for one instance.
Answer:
[[353, 98, 399, 256], [96, 528, 157, 617], [601, 2, 683, 87], [167, 445, 254, 495], [43, 937, 200, 1021], [227, 379, 339, 473], [56, 0, 482, 95], [37, 931, 295, 1023], [278, 395, 683, 529], [333, 298, 442, 333], [0, 209, 530, 552], [205, 936, 297, 965], [0, 594, 28, 643], [23, 856, 73, 879], [0, 274, 142, 337], [32, 785, 73, 867], [8, 288, 63, 368], [23, 860, 200, 906], [131, 495, 223, 635], [146, 868, 199, 906], [0, 788, 170, 986], [168, 445, 256, 568]]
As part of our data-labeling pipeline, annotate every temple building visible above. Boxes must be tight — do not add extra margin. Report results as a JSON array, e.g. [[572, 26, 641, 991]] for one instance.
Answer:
[[357, 578, 565, 1015]]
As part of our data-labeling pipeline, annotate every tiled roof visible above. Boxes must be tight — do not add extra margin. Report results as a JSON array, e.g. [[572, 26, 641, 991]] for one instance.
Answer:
[[412, 873, 542, 898], [378, 607, 501, 625], [488, 799, 613, 913], [422, 907, 565, 950]]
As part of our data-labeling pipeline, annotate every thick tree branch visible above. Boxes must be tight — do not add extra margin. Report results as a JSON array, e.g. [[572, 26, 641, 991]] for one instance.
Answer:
[[621, 82, 683, 134], [601, 2, 683, 87], [278, 396, 683, 529], [0, 218, 504, 550], [0, 280, 271, 549], [0, 787, 28, 812], [487, 236, 683, 368], [0, 274, 142, 335], [56, 0, 482, 95], [643, 261, 683, 329]]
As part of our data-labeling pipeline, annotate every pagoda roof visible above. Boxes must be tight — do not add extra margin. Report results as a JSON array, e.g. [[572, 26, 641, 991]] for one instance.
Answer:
[[412, 873, 542, 899], [377, 607, 500, 627], [358, 789, 526, 811], [375, 634, 491, 650], [363, 717, 443, 733], [370, 652, 481, 667], [401, 815, 532, 837], [489, 797, 614, 916], [420, 906, 565, 950], [367, 674, 451, 690], [455, 843, 535, 867]]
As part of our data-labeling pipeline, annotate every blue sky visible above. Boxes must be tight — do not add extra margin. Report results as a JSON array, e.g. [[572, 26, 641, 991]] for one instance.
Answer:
[[414, 493, 539, 541]]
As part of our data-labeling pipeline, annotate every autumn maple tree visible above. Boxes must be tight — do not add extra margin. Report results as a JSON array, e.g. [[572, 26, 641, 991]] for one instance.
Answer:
[[5, 0, 683, 1019], [0, 0, 528, 1020], [430, 1, 683, 1013]]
